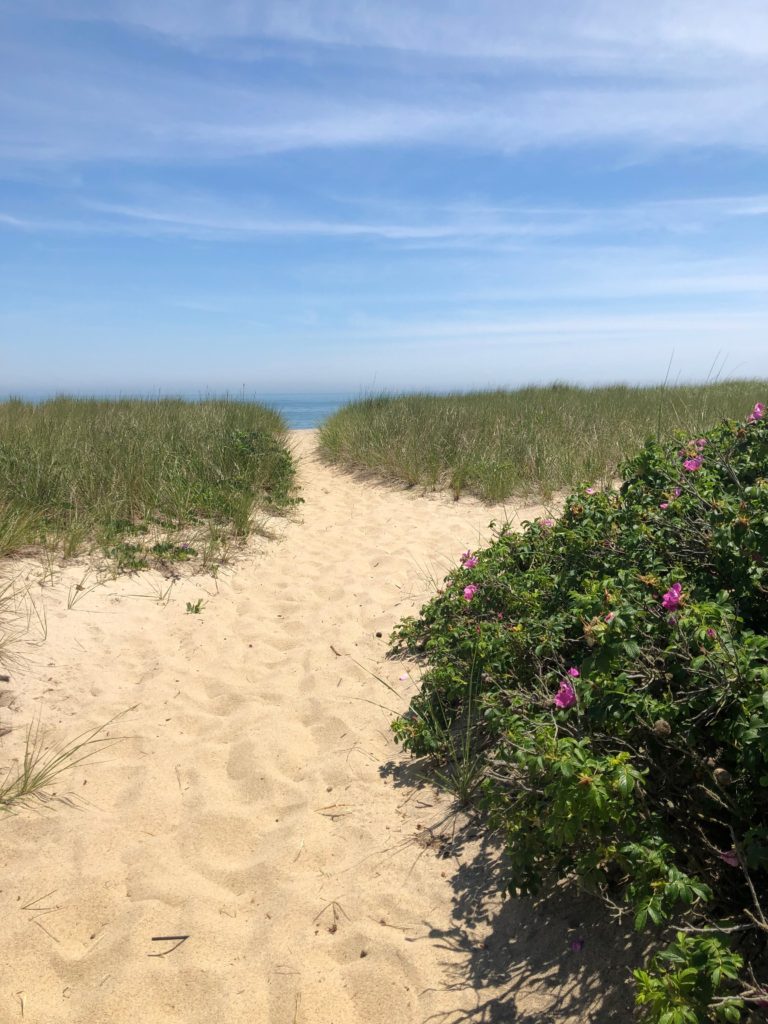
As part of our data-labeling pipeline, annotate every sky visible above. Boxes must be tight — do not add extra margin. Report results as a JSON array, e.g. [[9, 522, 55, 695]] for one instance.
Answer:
[[1, 0, 767, 395]]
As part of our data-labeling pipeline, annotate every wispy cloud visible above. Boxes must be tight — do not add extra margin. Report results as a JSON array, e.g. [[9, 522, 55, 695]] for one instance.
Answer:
[[4, 188, 763, 243], [2, 2, 768, 166], [38, 0, 768, 65]]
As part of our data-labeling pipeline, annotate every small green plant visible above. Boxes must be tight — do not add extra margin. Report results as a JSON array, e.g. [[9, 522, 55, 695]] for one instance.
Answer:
[[391, 400, 768, 1019], [106, 541, 149, 573], [150, 541, 197, 562], [185, 599, 204, 614]]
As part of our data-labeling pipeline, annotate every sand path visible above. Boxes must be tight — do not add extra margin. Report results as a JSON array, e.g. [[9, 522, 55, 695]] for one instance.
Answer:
[[0, 432, 631, 1023]]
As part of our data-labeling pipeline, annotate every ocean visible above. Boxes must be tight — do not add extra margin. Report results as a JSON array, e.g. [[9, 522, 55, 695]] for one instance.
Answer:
[[254, 392, 359, 429]]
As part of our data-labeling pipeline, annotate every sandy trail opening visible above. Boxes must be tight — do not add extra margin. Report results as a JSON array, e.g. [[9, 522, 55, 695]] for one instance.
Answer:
[[0, 431, 633, 1023]]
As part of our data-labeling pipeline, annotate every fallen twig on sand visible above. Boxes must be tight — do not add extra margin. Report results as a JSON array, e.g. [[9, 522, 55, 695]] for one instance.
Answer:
[[148, 935, 189, 957]]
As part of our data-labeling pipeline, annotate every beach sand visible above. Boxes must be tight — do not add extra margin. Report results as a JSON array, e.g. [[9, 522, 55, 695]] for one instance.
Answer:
[[0, 430, 636, 1023]]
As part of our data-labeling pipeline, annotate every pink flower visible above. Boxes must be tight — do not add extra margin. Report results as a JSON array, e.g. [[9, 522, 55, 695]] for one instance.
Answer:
[[683, 456, 703, 472], [662, 582, 683, 611], [748, 402, 765, 422], [461, 552, 479, 568], [673, 487, 682, 497], [585, 487, 596, 495], [463, 584, 478, 602], [659, 502, 669, 510], [567, 667, 580, 678], [706, 628, 716, 640], [540, 518, 555, 528], [718, 849, 740, 868], [694, 438, 708, 449], [604, 612, 616, 623], [554, 680, 577, 709]]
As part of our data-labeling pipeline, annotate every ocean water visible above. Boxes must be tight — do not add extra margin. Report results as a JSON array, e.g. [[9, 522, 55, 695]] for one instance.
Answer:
[[254, 392, 358, 429], [3, 391, 359, 430]]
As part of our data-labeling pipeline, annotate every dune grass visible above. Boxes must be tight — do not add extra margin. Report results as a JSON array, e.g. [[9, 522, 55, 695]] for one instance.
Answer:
[[0, 712, 125, 812], [318, 381, 768, 501], [0, 397, 296, 566]]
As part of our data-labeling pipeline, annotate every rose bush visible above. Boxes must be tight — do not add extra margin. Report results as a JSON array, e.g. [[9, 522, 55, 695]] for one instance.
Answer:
[[392, 403, 768, 1022]]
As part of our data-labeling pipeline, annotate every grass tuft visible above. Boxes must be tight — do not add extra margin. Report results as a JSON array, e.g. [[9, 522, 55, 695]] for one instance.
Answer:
[[318, 381, 768, 501], [0, 711, 127, 812]]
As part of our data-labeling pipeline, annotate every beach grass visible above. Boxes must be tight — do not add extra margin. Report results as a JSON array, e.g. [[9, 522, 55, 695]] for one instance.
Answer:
[[0, 397, 296, 565], [0, 712, 124, 812], [317, 381, 768, 501]]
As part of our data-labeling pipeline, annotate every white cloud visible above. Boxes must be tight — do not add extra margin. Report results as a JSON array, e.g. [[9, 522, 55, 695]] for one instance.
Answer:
[[37, 0, 768, 65], [2, 1, 767, 164]]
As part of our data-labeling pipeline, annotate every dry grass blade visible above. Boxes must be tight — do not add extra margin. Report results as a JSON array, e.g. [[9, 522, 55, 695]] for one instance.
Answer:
[[0, 709, 132, 812], [0, 574, 47, 670]]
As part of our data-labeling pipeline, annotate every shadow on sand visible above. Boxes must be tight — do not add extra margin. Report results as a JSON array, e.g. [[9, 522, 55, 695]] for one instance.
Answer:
[[380, 758, 647, 1023]]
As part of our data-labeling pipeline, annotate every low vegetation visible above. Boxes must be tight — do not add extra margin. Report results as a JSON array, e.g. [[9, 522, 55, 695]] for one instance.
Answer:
[[0, 397, 296, 569], [391, 399, 768, 1021], [0, 713, 123, 812], [319, 382, 768, 501]]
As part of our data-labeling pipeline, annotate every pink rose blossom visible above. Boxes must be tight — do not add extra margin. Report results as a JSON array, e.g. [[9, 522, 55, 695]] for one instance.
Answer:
[[718, 849, 740, 867], [554, 680, 577, 709], [694, 438, 707, 449], [540, 518, 555, 528], [748, 402, 765, 422], [673, 487, 682, 497], [683, 456, 703, 472], [706, 628, 716, 640], [567, 667, 580, 678], [463, 583, 478, 602], [659, 502, 669, 510], [662, 583, 683, 611], [604, 612, 615, 623], [585, 487, 596, 495], [460, 550, 478, 568]]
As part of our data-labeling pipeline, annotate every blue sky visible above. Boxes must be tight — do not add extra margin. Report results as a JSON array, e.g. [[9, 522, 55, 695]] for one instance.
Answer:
[[2, 1, 767, 394]]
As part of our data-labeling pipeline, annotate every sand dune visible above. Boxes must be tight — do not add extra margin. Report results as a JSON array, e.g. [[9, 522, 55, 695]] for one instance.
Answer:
[[0, 431, 634, 1023]]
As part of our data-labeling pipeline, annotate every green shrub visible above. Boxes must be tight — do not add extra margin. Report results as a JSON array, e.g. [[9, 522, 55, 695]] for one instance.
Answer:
[[392, 400, 768, 1021]]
